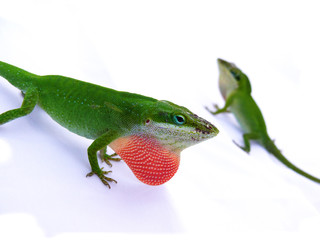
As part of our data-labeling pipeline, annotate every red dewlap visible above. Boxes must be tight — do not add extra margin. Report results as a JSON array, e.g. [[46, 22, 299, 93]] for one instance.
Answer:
[[109, 135, 180, 185]]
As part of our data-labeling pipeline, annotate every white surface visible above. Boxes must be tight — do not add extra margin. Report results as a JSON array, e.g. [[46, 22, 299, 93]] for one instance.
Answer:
[[0, 0, 320, 239]]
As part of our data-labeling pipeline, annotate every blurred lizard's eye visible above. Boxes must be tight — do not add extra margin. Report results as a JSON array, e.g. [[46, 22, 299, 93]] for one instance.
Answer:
[[173, 115, 186, 125], [230, 70, 241, 81]]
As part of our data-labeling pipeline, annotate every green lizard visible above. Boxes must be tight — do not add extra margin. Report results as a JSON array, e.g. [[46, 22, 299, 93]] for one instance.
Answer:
[[206, 58, 320, 184], [0, 61, 219, 188]]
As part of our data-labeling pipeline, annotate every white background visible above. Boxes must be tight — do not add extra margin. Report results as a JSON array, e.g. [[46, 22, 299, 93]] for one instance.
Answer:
[[0, 0, 320, 239]]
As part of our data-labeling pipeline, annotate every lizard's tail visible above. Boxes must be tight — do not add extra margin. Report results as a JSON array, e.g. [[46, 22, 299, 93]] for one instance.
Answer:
[[263, 137, 320, 184], [0, 61, 38, 92]]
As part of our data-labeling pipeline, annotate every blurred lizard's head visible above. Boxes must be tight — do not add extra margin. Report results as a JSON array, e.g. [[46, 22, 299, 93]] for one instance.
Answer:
[[217, 58, 251, 99]]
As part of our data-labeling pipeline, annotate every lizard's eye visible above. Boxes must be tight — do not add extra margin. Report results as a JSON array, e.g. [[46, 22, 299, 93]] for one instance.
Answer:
[[230, 70, 241, 81], [173, 115, 186, 125]]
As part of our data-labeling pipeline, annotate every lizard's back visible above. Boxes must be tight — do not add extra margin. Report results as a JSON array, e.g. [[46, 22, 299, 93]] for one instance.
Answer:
[[0, 61, 157, 139], [36, 75, 157, 139], [36, 76, 121, 139], [230, 91, 268, 135]]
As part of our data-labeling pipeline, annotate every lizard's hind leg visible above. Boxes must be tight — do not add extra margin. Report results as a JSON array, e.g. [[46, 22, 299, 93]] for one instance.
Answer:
[[233, 132, 260, 153], [0, 87, 39, 125]]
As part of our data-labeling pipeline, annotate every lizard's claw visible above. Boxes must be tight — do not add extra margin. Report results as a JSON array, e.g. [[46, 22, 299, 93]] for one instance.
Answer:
[[102, 153, 122, 167], [232, 140, 250, 153], [204, 105, 216, 115], [213, 104, 230, 113], [213, 104, 220, 110], [86, 167, 118, 189], [99, 150, 122, 167], [205, 104, 229, 115]]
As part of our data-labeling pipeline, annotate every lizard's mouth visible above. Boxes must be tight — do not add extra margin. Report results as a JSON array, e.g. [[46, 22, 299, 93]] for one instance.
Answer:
[[143, 111, 218, 148], [189, 112, 219, 138]]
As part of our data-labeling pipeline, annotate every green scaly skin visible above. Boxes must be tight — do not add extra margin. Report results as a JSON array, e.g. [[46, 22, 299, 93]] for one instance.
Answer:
[[0, 61, 219, 188], [206, 58, 320, 184]]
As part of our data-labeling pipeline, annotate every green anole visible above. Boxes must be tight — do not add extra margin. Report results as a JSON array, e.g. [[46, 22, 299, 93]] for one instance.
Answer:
[[0, 61, 219, 188], [206, 58, 320, 184]]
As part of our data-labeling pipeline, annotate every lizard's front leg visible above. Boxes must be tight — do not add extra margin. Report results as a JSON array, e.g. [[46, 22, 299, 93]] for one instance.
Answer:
[[205, 93, 235, 115], [86, 131, 119, 188]]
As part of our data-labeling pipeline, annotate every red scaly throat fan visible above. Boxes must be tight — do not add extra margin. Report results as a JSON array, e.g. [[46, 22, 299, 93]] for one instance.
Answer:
[[110, 135, 180, 185]]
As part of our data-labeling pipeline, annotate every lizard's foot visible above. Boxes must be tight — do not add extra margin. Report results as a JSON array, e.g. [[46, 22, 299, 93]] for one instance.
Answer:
[[101, 152, 122, 167], [232, 140, 250, 153], [99, 148, 122, 167], [205, 104, 230, 115], [205, 105, 218, 115], [212, 104, 230, 113], [213, 103, 220, 111], [86, 167, 118, 189]]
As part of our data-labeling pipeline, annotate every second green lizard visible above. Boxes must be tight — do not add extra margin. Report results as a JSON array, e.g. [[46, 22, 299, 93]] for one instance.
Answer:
[[207, 58, 320, 184]]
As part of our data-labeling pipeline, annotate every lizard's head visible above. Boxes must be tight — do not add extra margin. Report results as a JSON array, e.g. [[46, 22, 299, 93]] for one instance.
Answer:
[[140, 100, 219, 152], [109, 100, 218, 186], [217, 58, 251, 99]]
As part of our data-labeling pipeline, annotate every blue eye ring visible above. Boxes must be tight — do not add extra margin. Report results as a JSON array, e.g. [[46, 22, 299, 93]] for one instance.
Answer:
[[173, 115, 186, 125]]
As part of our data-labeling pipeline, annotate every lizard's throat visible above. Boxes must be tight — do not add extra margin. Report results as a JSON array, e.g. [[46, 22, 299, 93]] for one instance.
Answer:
[[109, 135, 180, 185]]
